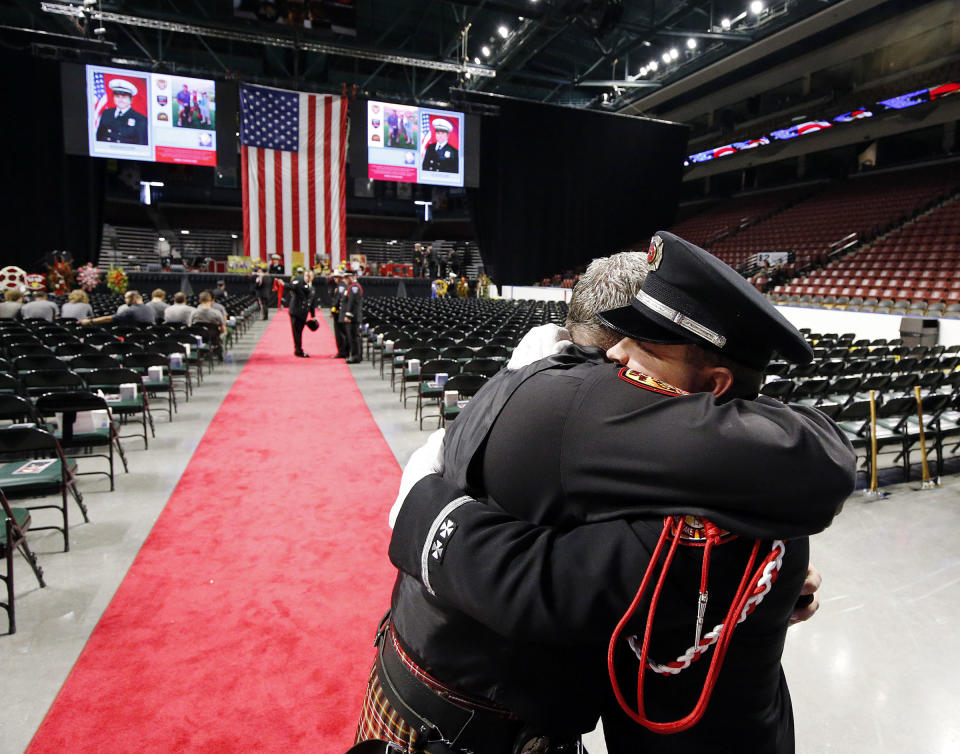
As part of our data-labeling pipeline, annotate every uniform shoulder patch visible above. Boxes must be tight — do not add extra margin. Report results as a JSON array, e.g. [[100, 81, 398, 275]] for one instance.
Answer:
[[617, 367, 688, 397]]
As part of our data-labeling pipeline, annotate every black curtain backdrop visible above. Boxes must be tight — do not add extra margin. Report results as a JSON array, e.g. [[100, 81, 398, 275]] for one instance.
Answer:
[[466, 93, 688, 285], [0, 49, 105, 271]]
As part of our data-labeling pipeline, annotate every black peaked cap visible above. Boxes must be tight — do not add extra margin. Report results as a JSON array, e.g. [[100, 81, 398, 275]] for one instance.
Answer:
[[598, 231, 812, 369]]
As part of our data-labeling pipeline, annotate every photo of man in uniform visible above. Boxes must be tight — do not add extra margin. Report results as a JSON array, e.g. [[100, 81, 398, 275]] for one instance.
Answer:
[[95, 78, 148, 145], [421, 118, 459, 173]]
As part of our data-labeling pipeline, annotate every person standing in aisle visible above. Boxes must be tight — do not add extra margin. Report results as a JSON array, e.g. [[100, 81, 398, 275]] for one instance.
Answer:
[[339, 271, 363, 363], [287, 267, 316, 358], [329, 270, 348, 358]]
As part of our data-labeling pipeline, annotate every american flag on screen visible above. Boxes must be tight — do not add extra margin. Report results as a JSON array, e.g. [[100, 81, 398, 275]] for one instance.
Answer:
[[419, 110, 432, 166], [93, 71, 108, 128], [239, 84, 348, 268]]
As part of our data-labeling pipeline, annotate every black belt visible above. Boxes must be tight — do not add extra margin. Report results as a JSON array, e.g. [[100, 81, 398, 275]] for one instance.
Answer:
[[375, 622, 575, 754]]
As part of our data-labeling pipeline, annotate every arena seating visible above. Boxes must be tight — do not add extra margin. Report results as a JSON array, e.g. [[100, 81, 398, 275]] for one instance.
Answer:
[[361, 296, 567, 429], [764, 331, 960, 485], [0, 295, 260, 547], [771, 182, 960, 315], [711, 163, 960, 273], [668, 185, 816, 250]]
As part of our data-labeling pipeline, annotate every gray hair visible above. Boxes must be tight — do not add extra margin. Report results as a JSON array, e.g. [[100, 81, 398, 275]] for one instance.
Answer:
[[565, 251, 649, 349]]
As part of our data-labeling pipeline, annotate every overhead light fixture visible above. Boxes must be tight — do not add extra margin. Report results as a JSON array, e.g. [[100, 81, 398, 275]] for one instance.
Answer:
[[180, 230, 190, 235], [474, 57, 480, 64], [498, 25, 509, 38], [750, 1, 764, 14], [482, 45, 491, 57], [640, 66, 648, 76], [686, 38, 697, 50], [661, 52, 670, 64], [721, 17, 732, 29], [231, 234, 238, 239], [649, 60, 658, 71], [669, 48, 679, 60]]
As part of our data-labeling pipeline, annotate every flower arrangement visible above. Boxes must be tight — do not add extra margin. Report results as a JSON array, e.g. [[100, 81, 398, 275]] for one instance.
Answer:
[[77, 263, 101, 292], [106, 267, 128, 295]]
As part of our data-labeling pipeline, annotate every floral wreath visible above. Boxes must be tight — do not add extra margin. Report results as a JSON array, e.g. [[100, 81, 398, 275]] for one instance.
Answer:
[[77, 263, 101, 292], [106, 267, 129, 295]]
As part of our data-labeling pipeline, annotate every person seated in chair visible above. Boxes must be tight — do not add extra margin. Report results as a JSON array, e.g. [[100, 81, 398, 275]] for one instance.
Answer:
[[190, 291, 226, 334], [21, 290, 59, 322], [81, 290, 154, 326]]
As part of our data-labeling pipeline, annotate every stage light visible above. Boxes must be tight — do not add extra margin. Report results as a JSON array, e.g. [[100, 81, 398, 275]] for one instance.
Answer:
[[482, 45, 491, 57], [686, 38, 697, 50], [498, 25, 509, 38], [640, 66, 648, 76], [465, 72, 472, 79], [356, 239, 362, 244], [231, 234, 238, 239], [661, 52, 670, 64], [750, 1, 764, 14], [649, 60, 658, 71], [474, 57, 480, 64], [721, 17, 731, 29], [180, 230, 190, 235], [669, 48, 679, 60]]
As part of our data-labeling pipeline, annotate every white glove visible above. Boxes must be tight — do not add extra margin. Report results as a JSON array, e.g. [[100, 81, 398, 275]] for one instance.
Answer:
[[389, 428, 446, 528], [507, 323, 573, 370]]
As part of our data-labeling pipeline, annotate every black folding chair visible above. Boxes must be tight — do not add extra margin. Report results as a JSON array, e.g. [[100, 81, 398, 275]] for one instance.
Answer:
[[440, 373, 489, 428], [123, 351, 177, 420], [0, 425, 86, 552], [35, 391, 129, 491], [416, 359, 461, 428], [759, 379, 794, 403], [82, 367, 154, 449], [1, 487, 47, 634], [19, 369, 86, 398]]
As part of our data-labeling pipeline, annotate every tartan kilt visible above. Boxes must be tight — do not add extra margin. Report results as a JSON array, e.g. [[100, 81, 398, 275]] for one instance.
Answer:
[[354, 658, 417, 748]]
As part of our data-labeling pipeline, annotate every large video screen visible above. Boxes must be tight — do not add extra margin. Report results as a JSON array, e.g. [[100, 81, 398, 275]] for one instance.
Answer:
[[84, 64, 217, 166], [366, 100, 464, 187]]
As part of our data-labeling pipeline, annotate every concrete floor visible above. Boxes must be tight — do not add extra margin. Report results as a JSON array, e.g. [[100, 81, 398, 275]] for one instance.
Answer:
[[3, 312, 960, 754]]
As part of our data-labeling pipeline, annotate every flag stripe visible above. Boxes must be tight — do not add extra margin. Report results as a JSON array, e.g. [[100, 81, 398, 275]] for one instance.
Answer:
[[239, 84, 347, 272], [291, 150, 300, 262], [308, 95, 318, 271], [241, 146, 251, 260], [323, 98, 333, 270], [256, 149, 267, 264], [275, 148, 285, 269], [338, 98, 349, 266]]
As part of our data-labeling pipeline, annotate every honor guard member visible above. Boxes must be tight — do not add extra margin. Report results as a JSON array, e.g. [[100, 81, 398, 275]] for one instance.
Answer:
[[95, 79, 148, 145], [330, 270, 349, 358], [355, 234, 857, 754], [421, 119, 459, 174], [268, 254, 285, 275], [338, 272, 364, 363], [286, 267, 316, 358]]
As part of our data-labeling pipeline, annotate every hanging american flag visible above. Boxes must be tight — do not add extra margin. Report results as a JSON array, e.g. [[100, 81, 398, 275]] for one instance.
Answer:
[[92, 71, 108, 129], [239, 84, 348, 269]]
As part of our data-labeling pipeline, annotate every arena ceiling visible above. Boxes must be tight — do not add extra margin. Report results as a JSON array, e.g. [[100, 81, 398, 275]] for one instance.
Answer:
[[3, 0, 923, 117]]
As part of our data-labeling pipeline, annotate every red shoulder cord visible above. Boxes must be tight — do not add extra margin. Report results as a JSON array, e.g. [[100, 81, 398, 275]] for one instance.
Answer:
[[606, 515, 782, 734]]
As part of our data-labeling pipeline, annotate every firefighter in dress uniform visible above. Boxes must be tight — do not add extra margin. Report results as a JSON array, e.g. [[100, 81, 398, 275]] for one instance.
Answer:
[[353, 233, 857, 753], [329, 269, 349, 358], [421, 119, 459, 174], [95, 79, 148, 145], [339, 272, 364, 363], [286, 267, 316, 358]]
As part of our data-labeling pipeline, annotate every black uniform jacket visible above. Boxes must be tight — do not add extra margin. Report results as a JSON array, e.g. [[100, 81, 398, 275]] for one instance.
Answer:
[[389, 346, 856, 749], [337, 282, 363, 324], [422, 143, 459, 173], [96, 108, 148, 144], [286, 276, 315, 319]]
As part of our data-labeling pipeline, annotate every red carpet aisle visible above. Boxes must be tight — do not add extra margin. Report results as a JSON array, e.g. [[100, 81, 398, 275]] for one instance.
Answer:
[[27, 314, 400, 753]]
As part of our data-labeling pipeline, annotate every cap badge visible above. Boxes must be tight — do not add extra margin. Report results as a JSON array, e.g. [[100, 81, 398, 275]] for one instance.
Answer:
[[647, 235, 664, 270]]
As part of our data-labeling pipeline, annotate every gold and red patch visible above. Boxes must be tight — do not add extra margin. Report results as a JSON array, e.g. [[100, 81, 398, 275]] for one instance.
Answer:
[[617, 367, 688, 396]]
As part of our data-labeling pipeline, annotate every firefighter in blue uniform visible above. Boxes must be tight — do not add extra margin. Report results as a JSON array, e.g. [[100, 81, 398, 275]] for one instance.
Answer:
[[421, 119, 459, 174], [96, 79, 148, 145], [353, 233, 857, 753]]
